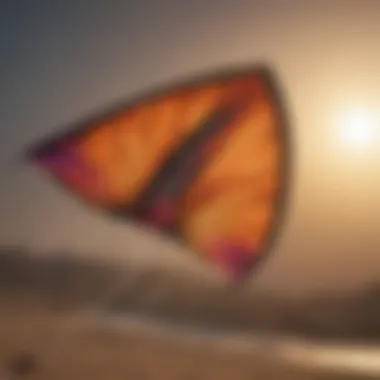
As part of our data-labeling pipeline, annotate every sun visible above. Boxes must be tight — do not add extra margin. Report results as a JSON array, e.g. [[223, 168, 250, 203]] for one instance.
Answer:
[[337, 107, 378, 152]]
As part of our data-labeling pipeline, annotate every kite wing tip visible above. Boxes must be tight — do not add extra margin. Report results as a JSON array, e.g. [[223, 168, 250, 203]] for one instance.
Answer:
[[22, 145, 40, 165]]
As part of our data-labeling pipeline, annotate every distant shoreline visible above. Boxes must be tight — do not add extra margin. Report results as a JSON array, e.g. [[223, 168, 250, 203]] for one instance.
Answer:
[[0, 248, 379, 344]]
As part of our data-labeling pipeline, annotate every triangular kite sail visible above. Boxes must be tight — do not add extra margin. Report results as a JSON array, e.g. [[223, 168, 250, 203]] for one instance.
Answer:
[[27, 66, 290, 280]]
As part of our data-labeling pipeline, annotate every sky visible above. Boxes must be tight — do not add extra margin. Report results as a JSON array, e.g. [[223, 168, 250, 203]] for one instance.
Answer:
[[0, 1, 379, 297]]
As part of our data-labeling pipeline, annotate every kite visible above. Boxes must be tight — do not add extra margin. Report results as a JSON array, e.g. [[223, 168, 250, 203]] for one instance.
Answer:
[[26, 65, 290, 281]]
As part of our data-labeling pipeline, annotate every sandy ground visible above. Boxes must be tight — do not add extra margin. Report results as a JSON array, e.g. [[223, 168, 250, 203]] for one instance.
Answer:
[[0, 294, 373, 380]]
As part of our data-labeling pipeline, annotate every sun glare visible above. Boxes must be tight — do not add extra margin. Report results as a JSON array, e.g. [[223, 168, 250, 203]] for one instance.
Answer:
[[337, 107, 378, 152]]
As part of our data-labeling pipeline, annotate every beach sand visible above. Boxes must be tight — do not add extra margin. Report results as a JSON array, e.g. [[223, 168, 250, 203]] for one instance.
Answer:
[[0, 293, 370, 380]]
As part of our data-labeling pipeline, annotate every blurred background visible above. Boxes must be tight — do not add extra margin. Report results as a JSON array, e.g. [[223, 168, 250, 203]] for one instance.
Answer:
[[0, 1, 379, 379]]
